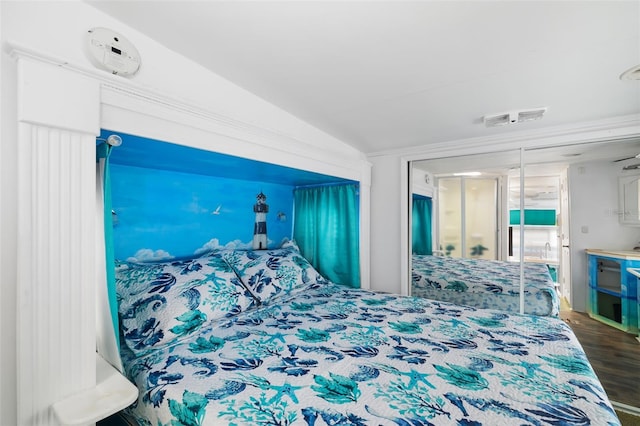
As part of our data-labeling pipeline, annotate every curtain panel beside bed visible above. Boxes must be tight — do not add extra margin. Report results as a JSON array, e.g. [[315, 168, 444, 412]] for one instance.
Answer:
[[412, 194, 433, 256], [293, 183, 360, 288], [96, 142, 123, 371]]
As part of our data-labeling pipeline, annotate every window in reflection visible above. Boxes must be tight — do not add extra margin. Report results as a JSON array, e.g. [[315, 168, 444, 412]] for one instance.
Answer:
[[437, 177, 498, 259], [509, 175, 560, 263]]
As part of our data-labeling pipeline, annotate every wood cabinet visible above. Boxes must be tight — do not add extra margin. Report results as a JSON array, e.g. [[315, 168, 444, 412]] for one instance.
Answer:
[[586, 249, 640, 333]]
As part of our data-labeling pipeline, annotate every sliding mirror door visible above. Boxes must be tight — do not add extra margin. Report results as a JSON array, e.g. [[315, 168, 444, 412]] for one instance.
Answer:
[[410, 137, 640, 318], [522, 139, 640, 312], [411, 149, 521, 259], [410, 150, 528, 311], [510, 164, 562, 302]]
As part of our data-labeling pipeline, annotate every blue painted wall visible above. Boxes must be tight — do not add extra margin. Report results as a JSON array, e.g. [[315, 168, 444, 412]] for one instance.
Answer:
[[103, 130, 356, 263], [111, 164, 294, 262]]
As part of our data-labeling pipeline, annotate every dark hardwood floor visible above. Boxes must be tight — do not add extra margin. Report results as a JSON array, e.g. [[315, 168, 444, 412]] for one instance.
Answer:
[[560, 308, 640, 409]]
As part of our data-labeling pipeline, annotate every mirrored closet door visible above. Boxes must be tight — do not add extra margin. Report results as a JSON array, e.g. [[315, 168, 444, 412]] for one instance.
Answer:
[[409, 149, 531, 312], [409, 138, 640, 317]]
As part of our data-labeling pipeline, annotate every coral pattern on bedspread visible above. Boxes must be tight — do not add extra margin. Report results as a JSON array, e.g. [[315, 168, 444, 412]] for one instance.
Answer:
[[412, 255, 560, 317], [117, 283, 617, 425]]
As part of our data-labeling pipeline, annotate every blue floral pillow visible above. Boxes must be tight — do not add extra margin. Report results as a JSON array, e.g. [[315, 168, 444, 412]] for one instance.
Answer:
[[115, 251, 256, 355], [221, 247, 329, 303]]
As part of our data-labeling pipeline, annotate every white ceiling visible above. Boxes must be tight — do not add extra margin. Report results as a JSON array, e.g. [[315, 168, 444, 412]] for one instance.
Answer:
[[87, 1, 640, 155]]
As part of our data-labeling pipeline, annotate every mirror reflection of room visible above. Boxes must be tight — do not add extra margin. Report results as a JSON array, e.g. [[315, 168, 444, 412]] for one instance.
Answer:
[[410, 139, 640, 324], [410, 150, 562, 317]]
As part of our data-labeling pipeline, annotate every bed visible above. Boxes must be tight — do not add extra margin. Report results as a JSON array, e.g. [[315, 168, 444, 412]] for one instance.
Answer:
[[115, 246, 618, 425], [411, 255, 560, 317]]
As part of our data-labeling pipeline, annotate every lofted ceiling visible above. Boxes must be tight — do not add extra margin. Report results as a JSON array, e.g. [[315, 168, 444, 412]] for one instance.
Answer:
[[87, 1, 640, 155]]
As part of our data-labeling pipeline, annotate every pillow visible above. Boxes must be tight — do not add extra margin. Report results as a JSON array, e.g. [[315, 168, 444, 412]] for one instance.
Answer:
[[115, 251, 256, 355], [221, 247, 328, 303], [279, 238, 300, 251]]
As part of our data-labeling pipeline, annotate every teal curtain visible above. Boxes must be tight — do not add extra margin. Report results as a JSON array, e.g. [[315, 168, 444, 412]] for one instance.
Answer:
[[293, 183, 360, 288], [412, 194, 433, 255], [97, 143, 119, 348]]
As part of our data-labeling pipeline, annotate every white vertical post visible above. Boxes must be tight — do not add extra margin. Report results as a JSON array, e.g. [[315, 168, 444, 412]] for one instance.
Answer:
[[520, 148, 525, 315], [359, 179, 372, 291], [15, 58, 100, 425], [17, 125, 97, 425]]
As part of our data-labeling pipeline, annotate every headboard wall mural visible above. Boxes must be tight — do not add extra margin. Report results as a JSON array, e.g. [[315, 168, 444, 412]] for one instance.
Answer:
[[110, 163, 294, 261], [104, 130, 357, 263]]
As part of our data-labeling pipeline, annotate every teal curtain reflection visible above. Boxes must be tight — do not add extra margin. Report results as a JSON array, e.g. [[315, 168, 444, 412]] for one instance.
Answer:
[[412, 194, 433, 255], [97, 143, 119, 347], [293, 183, 360, 288]]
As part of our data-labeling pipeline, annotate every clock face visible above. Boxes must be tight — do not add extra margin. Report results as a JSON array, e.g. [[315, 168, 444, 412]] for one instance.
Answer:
[[86, 27, 141, 76]]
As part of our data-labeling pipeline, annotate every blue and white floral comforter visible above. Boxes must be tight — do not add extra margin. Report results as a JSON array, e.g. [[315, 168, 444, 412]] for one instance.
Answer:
[[115, 249, 617, 425], [412, 255, 560, 317]]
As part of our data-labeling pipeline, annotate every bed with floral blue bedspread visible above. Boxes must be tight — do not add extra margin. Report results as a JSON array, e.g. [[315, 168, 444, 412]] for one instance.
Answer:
[[412, 255, 560, 317], [115, 245, 617, 425]]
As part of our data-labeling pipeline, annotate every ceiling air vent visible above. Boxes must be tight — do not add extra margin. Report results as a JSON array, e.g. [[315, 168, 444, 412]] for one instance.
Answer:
[[620, 64, 640, 81], [483, 107, 547, 127], [483, 112, 511, 127]]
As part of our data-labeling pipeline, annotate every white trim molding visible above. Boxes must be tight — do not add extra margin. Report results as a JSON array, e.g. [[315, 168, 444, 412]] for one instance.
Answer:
[[17, 123, 97, 425], [368, 114, 640, 160], [99, 86, 370, 185], [9, 42, 370, 184], [15, 57, 101, 425]]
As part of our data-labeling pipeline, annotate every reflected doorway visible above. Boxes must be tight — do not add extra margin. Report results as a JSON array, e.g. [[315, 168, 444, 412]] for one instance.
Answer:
[[436, 176, 498, 260], [509, 171, 562, 296]]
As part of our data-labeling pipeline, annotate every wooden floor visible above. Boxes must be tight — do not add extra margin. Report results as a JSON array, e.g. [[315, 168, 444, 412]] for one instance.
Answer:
[[560, 308, 640, 408]]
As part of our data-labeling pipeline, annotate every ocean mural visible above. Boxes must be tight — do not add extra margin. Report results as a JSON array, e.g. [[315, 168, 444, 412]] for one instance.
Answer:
[[102, 129, 357, 264], [110, 163, 294, 262]]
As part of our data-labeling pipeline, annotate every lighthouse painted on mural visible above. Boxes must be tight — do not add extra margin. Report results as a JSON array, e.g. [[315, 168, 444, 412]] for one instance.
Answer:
[[253, 191, 269, 249]]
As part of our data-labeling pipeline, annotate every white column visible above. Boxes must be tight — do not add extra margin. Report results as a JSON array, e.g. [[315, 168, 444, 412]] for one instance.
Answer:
[[15, 58, 100, 425]]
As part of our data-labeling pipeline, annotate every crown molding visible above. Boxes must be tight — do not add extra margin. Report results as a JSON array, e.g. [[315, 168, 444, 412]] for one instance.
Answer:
[[368, 114, 640, 159], [6, 41, 368, 167]]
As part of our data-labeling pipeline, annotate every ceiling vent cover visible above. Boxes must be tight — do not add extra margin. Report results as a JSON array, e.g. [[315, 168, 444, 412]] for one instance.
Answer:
[[620, 64, 640, 81], [483, 107, 547, 127]]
